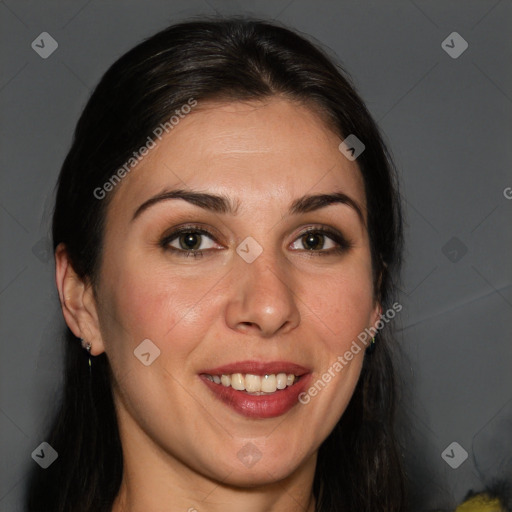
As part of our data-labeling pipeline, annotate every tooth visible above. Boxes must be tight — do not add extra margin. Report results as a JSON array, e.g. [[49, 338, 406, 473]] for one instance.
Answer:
[[261, 374, 277, 393], [231, 373, 245, 391], [276, 373, 287, 389], [244, 374, 261, 392], [213, 372, 299, 392]]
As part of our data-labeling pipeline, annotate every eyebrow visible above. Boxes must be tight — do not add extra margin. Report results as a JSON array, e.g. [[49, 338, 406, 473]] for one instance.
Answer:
[[131, 188, 365, 224]]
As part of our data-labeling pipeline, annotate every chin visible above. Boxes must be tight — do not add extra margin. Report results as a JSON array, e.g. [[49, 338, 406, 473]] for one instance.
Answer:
[[221, 468, 293, 488], [221, 456, 304, 488]]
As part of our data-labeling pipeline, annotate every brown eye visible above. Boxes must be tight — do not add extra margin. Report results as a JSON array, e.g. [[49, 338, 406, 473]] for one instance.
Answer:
[[301, 232, 327, 251], [178, 232, 203, 250], [167, 231, 216, 252], [290, 228, 344, 253], [161, 227, 221, 257]]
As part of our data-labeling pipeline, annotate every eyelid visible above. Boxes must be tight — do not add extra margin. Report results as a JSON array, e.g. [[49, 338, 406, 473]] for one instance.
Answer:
[[161, 223, 224, 242]]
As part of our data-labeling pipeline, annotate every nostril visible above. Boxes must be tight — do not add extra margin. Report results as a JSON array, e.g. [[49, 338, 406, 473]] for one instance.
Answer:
[[238, 321, 259, 332]]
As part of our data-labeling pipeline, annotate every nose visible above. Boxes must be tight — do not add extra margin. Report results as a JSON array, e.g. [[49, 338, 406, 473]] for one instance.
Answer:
[[225, 251, 301, 338]]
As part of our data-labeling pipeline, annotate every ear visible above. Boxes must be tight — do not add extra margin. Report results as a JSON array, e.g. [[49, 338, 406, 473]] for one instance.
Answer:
[[55, 243, 106, 355]]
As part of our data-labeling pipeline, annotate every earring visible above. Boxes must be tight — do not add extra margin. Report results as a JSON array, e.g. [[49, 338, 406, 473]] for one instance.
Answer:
[[80, 338, 92, 373], [365, 336, 376, 354]]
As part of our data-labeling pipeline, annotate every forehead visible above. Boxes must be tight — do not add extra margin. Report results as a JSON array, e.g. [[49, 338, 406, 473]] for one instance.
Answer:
[[108, 98, 366, 221]]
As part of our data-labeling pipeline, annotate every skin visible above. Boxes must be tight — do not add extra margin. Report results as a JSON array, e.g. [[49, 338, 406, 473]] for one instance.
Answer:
[[56, 97, 382, 512]]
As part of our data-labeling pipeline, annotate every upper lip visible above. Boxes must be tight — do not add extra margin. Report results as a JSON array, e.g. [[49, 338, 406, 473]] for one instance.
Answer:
[[199, 360, 311, 376]]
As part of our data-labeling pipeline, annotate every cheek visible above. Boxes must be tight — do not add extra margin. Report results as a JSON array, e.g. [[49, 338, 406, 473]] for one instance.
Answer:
[[300, 261, 375, 345], [98, 256, 224, 358], [294, 266, 373, 437], [100, 246, 375, 361]]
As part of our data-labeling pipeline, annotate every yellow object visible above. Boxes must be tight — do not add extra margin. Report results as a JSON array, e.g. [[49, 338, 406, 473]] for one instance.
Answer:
[[455, 494, 503, 512]]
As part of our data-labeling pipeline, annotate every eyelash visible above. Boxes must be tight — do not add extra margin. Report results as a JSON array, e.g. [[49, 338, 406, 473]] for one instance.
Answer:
[[159, 224, 353, 259]]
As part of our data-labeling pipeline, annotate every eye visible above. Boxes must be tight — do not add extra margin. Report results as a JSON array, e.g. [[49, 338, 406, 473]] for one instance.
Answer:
[[160, 226, 221, 258], [160, 225, 352, 258], [289, 227, 351, 255]]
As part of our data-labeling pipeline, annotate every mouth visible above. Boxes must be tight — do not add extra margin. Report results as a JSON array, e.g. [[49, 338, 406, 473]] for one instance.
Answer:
[[198, 361, 312, 418]]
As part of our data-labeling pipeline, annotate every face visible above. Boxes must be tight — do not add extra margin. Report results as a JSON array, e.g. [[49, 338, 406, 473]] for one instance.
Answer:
[[87, 98, 380, 486]]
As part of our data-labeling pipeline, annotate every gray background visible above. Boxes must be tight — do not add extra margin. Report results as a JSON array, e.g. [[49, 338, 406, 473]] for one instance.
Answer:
[[1, 1, 511, 510]]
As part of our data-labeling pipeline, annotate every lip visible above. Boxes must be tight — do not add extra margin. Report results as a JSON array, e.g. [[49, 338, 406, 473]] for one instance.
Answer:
[[198, 360, 312, 419], [199, 360, 310, 377]]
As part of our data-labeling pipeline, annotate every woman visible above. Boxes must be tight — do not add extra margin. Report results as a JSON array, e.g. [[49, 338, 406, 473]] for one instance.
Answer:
[[26, 17, 405, 511]]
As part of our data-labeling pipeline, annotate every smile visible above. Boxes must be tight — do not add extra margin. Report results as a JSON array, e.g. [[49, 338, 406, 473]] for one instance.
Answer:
[[198, 361, 312, 418]]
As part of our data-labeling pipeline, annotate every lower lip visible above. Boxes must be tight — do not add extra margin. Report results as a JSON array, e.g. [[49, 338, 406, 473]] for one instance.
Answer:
[[199, 374, 312, 419]]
